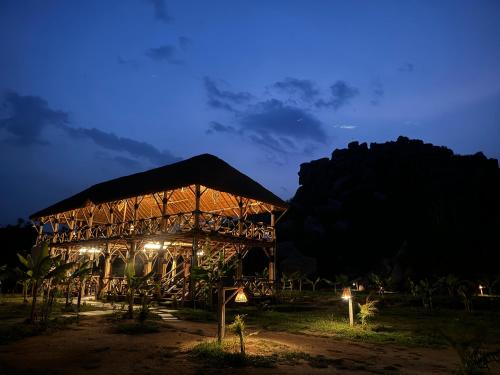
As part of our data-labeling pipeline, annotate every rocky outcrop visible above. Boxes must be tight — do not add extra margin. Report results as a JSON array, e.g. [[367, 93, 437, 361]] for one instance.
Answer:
[[277, 137, 500, 282]]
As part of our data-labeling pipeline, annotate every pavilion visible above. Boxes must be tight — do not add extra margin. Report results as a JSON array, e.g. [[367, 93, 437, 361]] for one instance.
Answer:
[[30, 154, 288, 303]]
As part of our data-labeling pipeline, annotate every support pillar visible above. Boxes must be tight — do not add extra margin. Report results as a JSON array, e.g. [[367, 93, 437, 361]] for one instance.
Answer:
[[144, 259, 153, 275], [269, 211, 277, 284], [236, 250, 243, 280], [190, 184, 201, 301], [100, 244, 112, 296]]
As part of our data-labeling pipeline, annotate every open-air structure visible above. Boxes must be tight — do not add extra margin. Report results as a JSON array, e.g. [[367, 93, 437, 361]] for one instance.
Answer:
[[30, 154, 288, 303]]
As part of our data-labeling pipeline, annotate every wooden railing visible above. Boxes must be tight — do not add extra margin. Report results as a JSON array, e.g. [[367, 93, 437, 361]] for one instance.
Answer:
[[40, 211, 275, 245]]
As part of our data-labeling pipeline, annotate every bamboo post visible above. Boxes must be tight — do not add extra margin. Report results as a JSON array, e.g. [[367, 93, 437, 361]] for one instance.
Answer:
[[190, 184, 201, 301], [269, 210, 276, 283], [217, 281, 225, 343], [348, 298, 354, 326]]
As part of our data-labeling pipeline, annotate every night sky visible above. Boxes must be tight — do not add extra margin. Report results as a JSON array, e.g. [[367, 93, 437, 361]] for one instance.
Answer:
[[1, 1, 499, 225]]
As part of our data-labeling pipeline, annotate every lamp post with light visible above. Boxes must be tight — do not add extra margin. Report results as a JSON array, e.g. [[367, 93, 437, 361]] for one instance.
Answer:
[[342, 287, 354, 326], [217, 281, 248, 343]]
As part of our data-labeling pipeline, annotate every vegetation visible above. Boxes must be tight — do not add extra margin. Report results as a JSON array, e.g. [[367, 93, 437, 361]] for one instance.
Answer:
[[173, 292, 500, 349], [123, 260, 155, 319], [189, 340, 341, 369], [357, 296, 378, 325]]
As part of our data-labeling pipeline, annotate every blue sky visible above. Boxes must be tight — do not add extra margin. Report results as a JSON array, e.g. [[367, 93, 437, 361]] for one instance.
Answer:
[[1, 0, 499, 224]]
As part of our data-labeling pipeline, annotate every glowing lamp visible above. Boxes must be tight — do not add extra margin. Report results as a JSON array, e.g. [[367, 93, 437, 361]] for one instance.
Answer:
[[79, 247, 99, 254], [234, 288, 248, 303], [342, 287, 352, 300], [196, 249, 204, 256], [144, 242, 162, 250], [479, 285, 484, 296]]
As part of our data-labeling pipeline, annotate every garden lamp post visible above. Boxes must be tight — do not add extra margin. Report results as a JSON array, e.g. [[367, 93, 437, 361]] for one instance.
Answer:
[[342, 287, 354, 326], [217, 282, 248, 343]]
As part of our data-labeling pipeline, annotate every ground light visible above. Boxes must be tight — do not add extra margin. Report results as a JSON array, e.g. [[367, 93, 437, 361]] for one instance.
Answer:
[[342, 287, 354, 326], [217, 284, 248, 342]]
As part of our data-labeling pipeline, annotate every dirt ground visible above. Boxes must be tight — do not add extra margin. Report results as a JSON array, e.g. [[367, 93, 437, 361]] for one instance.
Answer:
[[0, 316, 465, 374]]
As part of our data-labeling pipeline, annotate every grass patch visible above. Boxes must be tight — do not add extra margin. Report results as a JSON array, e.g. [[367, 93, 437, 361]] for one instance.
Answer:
[[170, 308, 215, 322], [190, 341, 276, 368], [190, 340, 342, 369]]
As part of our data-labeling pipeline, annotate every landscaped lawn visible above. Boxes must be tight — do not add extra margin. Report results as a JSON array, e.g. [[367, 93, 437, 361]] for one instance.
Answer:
[[172, 291, 500, 348]]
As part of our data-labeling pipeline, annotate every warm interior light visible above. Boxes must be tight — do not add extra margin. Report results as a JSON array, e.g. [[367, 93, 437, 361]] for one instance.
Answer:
[[341, 287, 352, 300], [196, 249, 204, 256], [144, 242, 162, 250], [79, 247, 100, 254], [234, 288, 248, 303]]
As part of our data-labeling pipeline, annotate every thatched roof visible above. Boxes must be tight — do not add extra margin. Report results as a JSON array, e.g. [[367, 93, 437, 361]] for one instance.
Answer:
[[31, 154, 287, 219]]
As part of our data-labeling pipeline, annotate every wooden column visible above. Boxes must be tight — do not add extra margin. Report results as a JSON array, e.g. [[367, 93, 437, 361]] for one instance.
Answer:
[[268, 210, 276, 283], [68, 212, 75, 242], [144, 258, 153, 275], [157, 250, 166, 278], [236, 198, 244, 279], [161, 191, 169, 232], [100, 243, 112, 296], [107, 206, 114, 237], [217, 281, 225, 342], [190, 184, 201, 300], [51, 215, 59, 245], [170, 256, 177, 282], [85, 207, 94, 240]]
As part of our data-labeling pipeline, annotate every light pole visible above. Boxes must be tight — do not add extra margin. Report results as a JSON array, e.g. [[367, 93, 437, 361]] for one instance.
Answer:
[[342, 287, 354, 326], [217, 282, 248, 343]]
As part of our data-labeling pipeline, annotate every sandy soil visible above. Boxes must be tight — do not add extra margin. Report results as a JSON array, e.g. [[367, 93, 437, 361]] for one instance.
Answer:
[[0, 316, 464, 375]]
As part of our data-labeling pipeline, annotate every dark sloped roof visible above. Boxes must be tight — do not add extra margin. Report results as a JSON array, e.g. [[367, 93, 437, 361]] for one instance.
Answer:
[[31, 154, 287, 218]]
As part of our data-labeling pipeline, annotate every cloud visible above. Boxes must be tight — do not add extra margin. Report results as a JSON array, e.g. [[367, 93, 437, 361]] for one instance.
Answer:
[[240, 99, 326, 143], [315, 80, 359, 110], [333, 124, 357, 130], [272, 77, 319, 102], [0, 91, 69, 145], [0, 91, 179, 166], [370, 80, 384, 106], [204, 77, 253, 112], [398, 62, 414, 73], [206, 121, 237, 135], [204, 78, 328, 155], [145, 45, 183, 64], [146, 0, 172, 23]]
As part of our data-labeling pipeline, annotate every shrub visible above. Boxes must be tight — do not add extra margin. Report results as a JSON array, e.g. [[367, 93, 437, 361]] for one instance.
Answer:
[[357, 297, 378, 326]]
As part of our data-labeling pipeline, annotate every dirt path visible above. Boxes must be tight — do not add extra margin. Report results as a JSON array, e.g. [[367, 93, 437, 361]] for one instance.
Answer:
[[0, 316, 462, 374]]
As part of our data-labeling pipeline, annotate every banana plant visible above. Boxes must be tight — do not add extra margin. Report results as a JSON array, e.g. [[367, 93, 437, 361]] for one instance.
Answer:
[[40, 258, 76, 321], [17, 243, 53, 322], [68, 261, 94, 315], [304, 276, 323, 292], [191, 251, 234, 309], [124, 261, 155, 318]]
